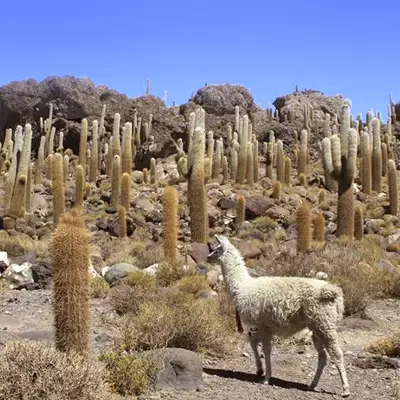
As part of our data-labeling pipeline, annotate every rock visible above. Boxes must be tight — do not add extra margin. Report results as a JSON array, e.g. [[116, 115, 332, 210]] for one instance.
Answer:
[[31, 193, 48, 210], [206, 270, 220, 287], [187, 243, 209, 263], [207, 205, 220, 227], [144, 348, 204, 392], [31, 260, 52, 289], [1, 262, 34, 289], [104, 263, 139, 286], [377, 259, 397, 273], [218, 196, 236, 210], [265, 205, 291, 222], [197, 289, 218, 300], [315, 271, 328, 280], [245, 196, 274, 219], [273, 89, 343, 130], [192, 84, 257, 116], [11, 251, 36, 265], [237, 242, 262, 259], [143, 263, 160, 275]]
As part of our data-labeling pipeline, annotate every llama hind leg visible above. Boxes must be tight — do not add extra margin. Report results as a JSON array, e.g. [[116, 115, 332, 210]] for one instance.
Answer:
[[260, 333, 272, 384], [317, 330, 350, 398], [308, 332, 328, 391], [248, 328, 264, 376]]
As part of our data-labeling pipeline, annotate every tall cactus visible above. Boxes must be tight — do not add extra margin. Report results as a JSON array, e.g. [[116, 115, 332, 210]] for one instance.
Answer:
[[79, 119, 88, 172], [388, 159, 398, 216], [322, 100, 357, 237], [371, 118, 382, 192], [296, 201, 312, 254], [51, 211, 91, 357], [276, 140, 284, 182], [360, 132, 372, 194], [89, 120, 99, 182], [163, 185, 178, 263], [52, 153, 66, 226]]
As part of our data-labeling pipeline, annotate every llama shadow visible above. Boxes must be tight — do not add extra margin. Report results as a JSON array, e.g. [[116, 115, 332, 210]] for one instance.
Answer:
[[203, 368, 336, 395]]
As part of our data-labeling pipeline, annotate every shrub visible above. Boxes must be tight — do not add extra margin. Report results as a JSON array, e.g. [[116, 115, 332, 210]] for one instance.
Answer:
[[90, 277, 110, 298], [366, 335, 400, 357], [0, 231, 48, 257], [252, 216, 279, 232], [99, 348, 156, 397], [0, 340, 110, 400], [257, 236, 389, 317], [176, 274, 210, 296], [393, 381, 400, 400], [126, 270, 157, 291], [109, 283, 155, 316], [119, 289, 234, 356], [155, 262, 196, 286]]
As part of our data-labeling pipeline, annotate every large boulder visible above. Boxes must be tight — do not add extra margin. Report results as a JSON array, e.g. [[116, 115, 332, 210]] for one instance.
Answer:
[[273, 89, 344, 124], [0, 76, 186, 166], [192, 84, 258, 116]]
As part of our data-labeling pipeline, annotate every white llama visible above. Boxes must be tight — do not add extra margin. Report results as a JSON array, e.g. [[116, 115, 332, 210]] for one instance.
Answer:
[[207, 234, 350, 398]]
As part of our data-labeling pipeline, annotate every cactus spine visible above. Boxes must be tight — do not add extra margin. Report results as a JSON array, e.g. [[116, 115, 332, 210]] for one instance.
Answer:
[[89, 120, 99, 182], [34, 135, 46, 184], [111, 155, 121, 208], [271, 180, 281, 200], [79, 119, 88, 173], [112, 113, 121, 157], [122, 122, 133, 176], [354, 206, 364, 240], [163, 185, 178, 263], [388, 159, 398, 216], [296, 201, 312, 254], [52, 153, 66, 226], [371, 118, 382, 192], [276, 140, 284, 182], [75, 165, 84, 212], [246, 142, 254, 186], [120, 172, 131, 210], [51, 211, 91, 357], [284, 156, 291, 185], [360, 132, 372, 194], [313, 212, 325, 242], [235, 194, 245, 227], [150, 157, 156, 184], [297, 130, 308, 178], [253, 138, 259, 183]]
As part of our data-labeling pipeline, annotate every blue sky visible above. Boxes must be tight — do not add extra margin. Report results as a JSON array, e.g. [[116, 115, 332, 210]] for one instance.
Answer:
[[0, 0, 398, 118]]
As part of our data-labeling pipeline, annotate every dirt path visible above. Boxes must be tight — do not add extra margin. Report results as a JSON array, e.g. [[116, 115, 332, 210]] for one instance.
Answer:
[[0, 290, 398, 400]]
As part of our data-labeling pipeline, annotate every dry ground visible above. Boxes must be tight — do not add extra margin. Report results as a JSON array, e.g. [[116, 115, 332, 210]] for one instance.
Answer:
[[0, 289, 398, 400]]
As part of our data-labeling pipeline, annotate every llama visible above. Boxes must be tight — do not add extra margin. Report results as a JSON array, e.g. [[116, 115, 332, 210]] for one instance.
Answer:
[[207, 234, 350, 398]]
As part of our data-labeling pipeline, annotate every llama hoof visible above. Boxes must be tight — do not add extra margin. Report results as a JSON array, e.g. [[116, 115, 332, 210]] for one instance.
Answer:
[[307, 384, 317, 392], [341, 388, 351, 398], [256, 369, 265, 377], [261, 377, 270, 385]]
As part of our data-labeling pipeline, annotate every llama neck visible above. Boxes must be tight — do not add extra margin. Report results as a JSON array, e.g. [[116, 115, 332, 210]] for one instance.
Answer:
[[220, 246, 251, 297]]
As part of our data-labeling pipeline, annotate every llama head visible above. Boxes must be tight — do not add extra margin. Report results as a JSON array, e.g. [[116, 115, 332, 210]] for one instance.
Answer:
[[207, 234, 231, 263]]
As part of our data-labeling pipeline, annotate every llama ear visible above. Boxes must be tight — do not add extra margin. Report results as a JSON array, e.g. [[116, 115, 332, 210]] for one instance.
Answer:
[[214, 234, 222, 244]]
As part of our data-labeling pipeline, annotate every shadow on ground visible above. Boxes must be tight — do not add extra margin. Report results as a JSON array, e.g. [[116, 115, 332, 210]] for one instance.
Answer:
[[203, 367, 336, 395]]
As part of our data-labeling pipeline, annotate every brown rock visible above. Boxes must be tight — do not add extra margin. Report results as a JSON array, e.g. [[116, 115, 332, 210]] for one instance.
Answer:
[[237, 241, 262, 259], [187, 243, 209, 263], [245, 196, 274, 219]]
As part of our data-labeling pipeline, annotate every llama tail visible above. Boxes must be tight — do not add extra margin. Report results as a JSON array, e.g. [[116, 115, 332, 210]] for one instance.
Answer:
[[320, 284, 345, 322]]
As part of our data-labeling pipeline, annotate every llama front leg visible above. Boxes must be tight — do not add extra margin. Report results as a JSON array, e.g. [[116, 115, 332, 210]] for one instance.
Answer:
[[260, 333, 272, 384], [308, 332, 328, 391], [248, 329, 264, 377], [318, 330, 350, 398]]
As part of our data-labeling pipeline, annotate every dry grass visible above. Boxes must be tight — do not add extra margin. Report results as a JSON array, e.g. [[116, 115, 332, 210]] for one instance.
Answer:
[[0, 340, 111, 400], [393, 381, 400, 400], [257, 236, 393, 317], [90, 277, 110, 298], [103, 239, 163, 269], [116, 285, 235, 356], [366, 334, 400, 357], [175, 274, 210, 296], [155, 262, 196, 286], [99, 349, 156, 397], [0, 231, 49, 257]]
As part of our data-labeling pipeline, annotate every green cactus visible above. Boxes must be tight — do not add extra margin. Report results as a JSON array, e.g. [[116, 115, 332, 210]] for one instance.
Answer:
[[276, 140, 284, 182], [150, 157, 156, 184], [89, 120, 99, 182], [111, 155, 121, 208], [296, 201, 312, 254], [360, 132, 371, 194], [52, 153, 66, 226], [122, 122, 133, 176], [79, 119, 88, 172], [235, 194, 245, 227], [75, 164, 85, 213], [120, 172, 131, 211]]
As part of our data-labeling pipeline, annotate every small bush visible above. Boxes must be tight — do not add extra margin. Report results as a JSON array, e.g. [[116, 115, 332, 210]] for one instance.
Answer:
[[99, 348, 156, 396], [155, 262, 195, 287], [109, 283, 155, 316], [0, 340, 110, 400], [366, 335, 400, 357], [126, 270, 157, 291], [0, 231, 48, 257], [90, 277, 110, 298], [176, 275, 210, 296], [119, 289, 234, 356], [252, 216, 279, 232]]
